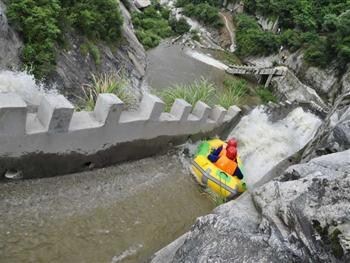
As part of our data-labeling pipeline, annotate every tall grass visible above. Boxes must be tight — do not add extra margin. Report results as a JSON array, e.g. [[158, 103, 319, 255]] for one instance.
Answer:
[[218, 79, 248, 109], [78, 71, 137, 111], [160, 78, 216, 111], [160, 78, 249, 111]]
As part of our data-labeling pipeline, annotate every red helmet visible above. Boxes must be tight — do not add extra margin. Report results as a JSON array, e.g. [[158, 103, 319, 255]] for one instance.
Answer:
[[226, 146, 237, 160], [227, 138, 238, 148]]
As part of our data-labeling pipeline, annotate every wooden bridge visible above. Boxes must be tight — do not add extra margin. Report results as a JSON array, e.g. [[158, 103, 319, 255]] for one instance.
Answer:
[[226, 65, 287, 87]]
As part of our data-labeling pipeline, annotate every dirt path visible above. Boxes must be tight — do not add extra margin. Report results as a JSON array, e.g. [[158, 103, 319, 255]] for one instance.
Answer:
[[220, 12, 236, 52]]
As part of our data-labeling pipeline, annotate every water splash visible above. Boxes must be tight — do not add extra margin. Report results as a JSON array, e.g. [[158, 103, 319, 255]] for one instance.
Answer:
[[0, 70, 58, 106], [228, 107, 322, 187], [185, 50, 229, 70]]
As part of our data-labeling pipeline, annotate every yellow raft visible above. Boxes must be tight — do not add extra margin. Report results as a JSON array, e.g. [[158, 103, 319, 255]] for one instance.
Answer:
[[191, 139, 246, 199]]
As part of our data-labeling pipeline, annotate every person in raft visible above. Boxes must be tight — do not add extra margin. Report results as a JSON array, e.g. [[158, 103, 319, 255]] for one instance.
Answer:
[[208, 139, 244, 179]]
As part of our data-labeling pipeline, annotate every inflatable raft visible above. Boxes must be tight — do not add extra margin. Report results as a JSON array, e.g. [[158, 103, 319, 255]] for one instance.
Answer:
[[191, 139, 246, 199]]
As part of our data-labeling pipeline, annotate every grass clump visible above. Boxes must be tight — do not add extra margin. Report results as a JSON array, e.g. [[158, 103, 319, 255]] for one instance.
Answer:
[[218, 79, 248, 109], [256, 86, 277, 104], [160, 78, 216, 111], [79, 72, 137, 111]]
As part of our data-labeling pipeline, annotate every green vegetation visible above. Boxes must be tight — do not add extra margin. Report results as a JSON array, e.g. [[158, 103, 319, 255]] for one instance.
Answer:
[[176, 0, 223, 28], [169, 17, 191, 35], [7, 0, 123, 79], [79, 72, 137, 111], [190, 29, 201, 42], [159, 78, 249, 111], [256, 86, 277, 104], [132, 4, 191, 49], [218, 79, 248, 109], [132, 6, 172, 49], [239, 0, 350, 68], [235, 14, 280, 57], [160, 78, 216, 111]]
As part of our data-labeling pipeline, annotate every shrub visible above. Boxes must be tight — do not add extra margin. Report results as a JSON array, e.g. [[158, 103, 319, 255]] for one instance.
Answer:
[[256, 86, 277, 104], [62, 0, 123, 42], [241, 0, 350, 68], [7, 0, 62, 79], [79, 72, 137, 111], [132, 6, 173, 49], [235, 14, 280, 57], [181, 3, 223, 28], [7, 0, 123, 79], [169, 17, 191, 35]]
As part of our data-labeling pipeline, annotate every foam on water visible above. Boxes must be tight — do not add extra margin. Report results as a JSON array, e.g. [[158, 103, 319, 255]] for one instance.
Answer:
[[185, 50, 229, 71], [228, 107, 322, 187], [0, 70, 57, 106]]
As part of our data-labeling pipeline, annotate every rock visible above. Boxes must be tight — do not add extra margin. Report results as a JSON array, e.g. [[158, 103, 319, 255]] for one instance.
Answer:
[[256, 14, 279, 32], [333, 120, 350, 149], [0, 1, 22, 70], [341, 66, 350, 94], [272, 69, 328, 110], [304, 66, 339, 97], [153, 150, 350, 263], [284, 50, 305, 75]]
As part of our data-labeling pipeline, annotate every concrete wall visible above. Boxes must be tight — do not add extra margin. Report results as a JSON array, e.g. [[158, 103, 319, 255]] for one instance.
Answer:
[[0, 93, 242, 179]]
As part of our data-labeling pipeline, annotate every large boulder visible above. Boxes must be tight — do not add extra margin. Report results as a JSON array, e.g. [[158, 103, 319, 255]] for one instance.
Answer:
[[0, 0, 22, 70], [152, 150, 350, 263]]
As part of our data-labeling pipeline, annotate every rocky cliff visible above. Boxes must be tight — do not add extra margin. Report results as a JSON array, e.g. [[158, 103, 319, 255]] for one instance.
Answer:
[[152, 149, 350, 263], [0, 1, 22, 70], [0, 1, 146, 101]]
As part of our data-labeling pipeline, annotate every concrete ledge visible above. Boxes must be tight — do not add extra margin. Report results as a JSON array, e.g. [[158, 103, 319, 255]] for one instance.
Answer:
[[37, 95, 74, 133], [0, 93, 27, 136], [210, 105, 227, 124], [170, 99, 192, 121], [0, 92, 242, 179], [139, 93, 165, 120], [192, 101, 211, 122], [93, 93, 124, 125]]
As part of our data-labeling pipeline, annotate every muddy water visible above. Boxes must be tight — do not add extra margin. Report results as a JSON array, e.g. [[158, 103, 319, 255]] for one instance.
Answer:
[[145, 42, 260, 106], [0, 152, 214, 263], [145, 42, 231, 91]]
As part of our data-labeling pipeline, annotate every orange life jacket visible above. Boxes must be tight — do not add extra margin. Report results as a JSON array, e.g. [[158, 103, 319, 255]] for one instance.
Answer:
[[215, 155, 237, 176]]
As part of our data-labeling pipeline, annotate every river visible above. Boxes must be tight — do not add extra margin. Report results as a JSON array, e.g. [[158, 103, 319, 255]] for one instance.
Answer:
[[0, 105, 321, 263], [0, 38, 322, 263]]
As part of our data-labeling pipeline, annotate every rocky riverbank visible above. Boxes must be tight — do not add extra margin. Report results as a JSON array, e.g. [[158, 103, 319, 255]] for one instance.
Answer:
[[152, 149, 350, 262]]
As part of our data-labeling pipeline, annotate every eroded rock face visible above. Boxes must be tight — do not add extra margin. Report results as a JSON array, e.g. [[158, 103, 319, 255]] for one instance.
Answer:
[[153, 150, 350, 263], [341, 66, 350, 94], [0, 1, 22, 70], [304, 66, 339, 97], [272, 69, 328, 109]]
